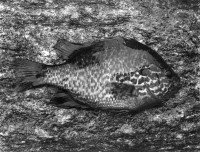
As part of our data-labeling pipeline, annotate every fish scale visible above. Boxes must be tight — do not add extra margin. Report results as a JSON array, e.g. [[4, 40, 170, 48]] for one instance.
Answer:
[[13, 37, 181, 111]]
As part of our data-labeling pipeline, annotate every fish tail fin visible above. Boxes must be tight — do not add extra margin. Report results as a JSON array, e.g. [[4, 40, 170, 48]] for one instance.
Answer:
[[12, 58, 48, 91]]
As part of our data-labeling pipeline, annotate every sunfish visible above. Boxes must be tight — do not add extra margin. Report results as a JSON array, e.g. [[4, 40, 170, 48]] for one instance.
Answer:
[[12, 37, 181, 111]]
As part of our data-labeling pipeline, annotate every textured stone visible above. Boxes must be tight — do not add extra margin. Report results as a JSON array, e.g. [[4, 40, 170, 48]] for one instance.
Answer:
[[0, 0, 200, 151]]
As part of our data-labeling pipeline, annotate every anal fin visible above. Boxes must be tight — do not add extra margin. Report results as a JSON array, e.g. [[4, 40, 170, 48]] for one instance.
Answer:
[[50, 91, 90, 109]]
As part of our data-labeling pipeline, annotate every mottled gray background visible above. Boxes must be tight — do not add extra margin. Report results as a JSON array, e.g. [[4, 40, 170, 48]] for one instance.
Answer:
[[0, 0, 200, 151]]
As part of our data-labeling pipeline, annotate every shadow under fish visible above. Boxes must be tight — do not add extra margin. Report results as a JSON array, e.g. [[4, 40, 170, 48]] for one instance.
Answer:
[[12, 37, 181, 112]]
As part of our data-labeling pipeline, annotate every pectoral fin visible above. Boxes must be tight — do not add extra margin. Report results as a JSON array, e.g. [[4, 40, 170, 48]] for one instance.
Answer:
[[110, 82, 138, 99]]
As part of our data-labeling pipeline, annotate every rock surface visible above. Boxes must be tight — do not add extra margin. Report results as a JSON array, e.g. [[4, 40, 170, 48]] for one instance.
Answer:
[[0, 0, 200, 151]]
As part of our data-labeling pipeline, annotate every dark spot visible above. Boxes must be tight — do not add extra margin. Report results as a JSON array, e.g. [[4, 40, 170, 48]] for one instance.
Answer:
[[123, 76, 131, 81], [63, 78, 68, 81], [131, 78, 137, 84], [36, 71, 45, 78], [115, 74, 121, 81], [115, 73, 132, 83], [151, 72, 157, 78], [138, 69, 143, 75], [119, 79, 124, 83], [124, 73, 129, 77], [138, 77, 146, 84], [144, 77, 150, 82], [140, 69, 151, 76]]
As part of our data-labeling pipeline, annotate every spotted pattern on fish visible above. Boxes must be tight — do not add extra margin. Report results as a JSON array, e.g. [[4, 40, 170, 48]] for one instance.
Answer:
[[40, 37, 180, 111]]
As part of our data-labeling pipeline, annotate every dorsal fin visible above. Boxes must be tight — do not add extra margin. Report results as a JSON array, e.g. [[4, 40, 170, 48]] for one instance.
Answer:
[[53, 39, 83, 59]]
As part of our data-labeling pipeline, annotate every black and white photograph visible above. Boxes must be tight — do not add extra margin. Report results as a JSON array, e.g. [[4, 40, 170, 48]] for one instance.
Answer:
[[0, 0, 199, 151]]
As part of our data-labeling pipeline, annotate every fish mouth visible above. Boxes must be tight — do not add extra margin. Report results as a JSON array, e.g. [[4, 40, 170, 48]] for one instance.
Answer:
[[144, 75, 181, 102], [162, 76, 182, 101]]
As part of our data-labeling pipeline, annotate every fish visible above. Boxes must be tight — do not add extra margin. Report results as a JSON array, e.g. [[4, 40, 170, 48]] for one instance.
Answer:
[[12, 37, 181, 112]]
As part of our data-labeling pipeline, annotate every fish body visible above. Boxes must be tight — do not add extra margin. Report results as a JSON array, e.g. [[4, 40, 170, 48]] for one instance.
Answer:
[[13, 37, 181, 111]]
